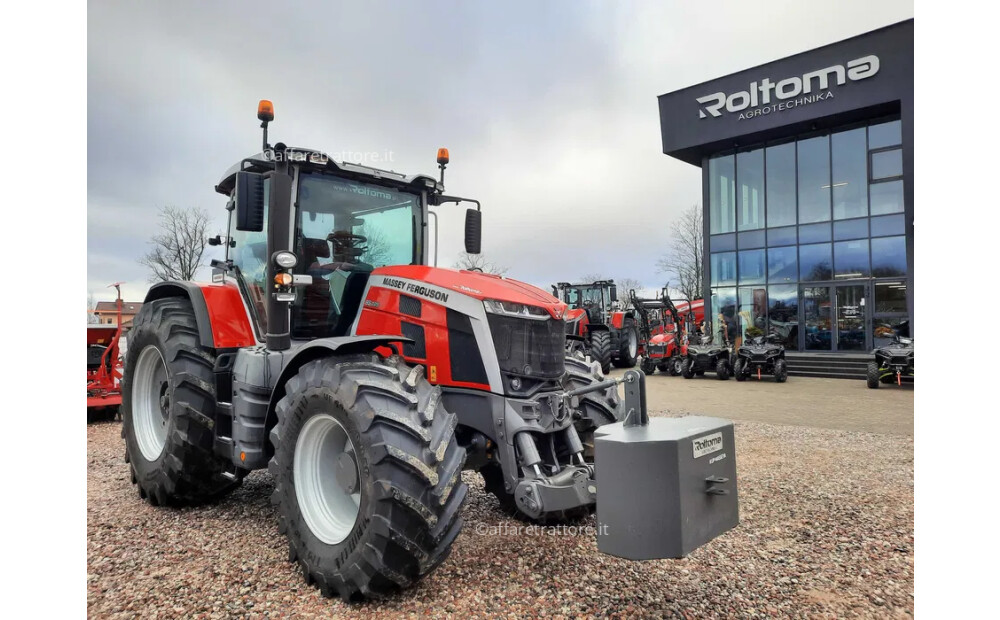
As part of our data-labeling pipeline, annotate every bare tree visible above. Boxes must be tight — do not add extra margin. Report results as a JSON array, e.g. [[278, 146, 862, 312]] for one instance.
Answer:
[[357, 225, 391, 266], [578, 273, 607, 283], [139, 206, 212, 282], [454, 252, 509, 275], [615, 277, 644, 310], [656, 205, 704, 301]]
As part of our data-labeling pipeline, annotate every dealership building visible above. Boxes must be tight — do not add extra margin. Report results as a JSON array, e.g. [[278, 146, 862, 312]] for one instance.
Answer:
[[658, 20, 912, 372]]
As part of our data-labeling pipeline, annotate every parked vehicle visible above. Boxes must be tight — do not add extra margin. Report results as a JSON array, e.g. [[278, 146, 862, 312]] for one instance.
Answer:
[[733, 333, 788, 383], [119, 101, 738, 601], [682, 317, 732, 380], [554, 280, 638, 373], [87, 282, 124, 421], [631, 287, 703, 377], [866, 336, 914, 388]]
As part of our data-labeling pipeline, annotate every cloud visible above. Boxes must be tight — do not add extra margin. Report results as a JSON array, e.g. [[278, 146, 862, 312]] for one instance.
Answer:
[[88, 0, 914, 302]]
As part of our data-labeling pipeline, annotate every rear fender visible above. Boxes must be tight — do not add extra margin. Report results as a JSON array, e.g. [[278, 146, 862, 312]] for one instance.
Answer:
[[144, 281, 256, 349]]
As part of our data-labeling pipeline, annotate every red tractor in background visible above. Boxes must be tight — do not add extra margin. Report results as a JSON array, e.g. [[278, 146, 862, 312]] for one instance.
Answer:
[[553, 280, 639, 374], [87, 282, 125, 421], [631, 287, 704, 377]]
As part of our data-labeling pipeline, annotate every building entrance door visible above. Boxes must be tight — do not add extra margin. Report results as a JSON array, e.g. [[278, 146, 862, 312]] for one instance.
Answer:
[[800, 283, 869, 352]]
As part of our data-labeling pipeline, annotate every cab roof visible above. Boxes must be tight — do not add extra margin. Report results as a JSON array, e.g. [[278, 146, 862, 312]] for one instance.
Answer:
[[215, 148, 441, 196]]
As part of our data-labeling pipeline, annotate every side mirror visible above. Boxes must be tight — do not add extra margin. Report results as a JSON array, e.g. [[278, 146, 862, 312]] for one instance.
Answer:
[[465, 208, 481, 254], [609, 286, 618, 303], [235, 171, 265, 232]]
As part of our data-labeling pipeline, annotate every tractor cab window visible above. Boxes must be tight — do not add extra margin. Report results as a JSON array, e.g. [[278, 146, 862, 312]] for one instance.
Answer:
[[580, 287, 604, 307], [563, 288, 580, 307], [292, 174, 420, 339]]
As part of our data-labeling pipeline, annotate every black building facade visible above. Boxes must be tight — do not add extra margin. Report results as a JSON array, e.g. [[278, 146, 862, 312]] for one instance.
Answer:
[[658, 20, 913, 354]]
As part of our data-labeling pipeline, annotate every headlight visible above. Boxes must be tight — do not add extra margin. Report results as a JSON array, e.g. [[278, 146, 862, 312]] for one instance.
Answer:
[[273, 251, 298, 268], [483, 299, 549, 319]]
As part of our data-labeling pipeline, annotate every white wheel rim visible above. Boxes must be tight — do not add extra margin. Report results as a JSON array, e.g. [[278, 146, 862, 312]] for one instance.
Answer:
[[627, 331, 638, 358], [132, 345, 170, 461], [294, 414, 361, 545]]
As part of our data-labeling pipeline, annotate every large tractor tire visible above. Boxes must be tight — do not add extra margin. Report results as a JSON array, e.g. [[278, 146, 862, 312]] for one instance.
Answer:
[[484, 353, 621, 524], [269, 354, 467, 601], [121, 298, 243, 506], [613, 321, 639, 369], [866, 361, 880, 389], [588, 330, 613, 374]]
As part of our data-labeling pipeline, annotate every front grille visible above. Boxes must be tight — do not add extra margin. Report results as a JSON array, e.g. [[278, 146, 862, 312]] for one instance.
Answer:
[[488, 314, 565, 381], [752, 353, 767, 362], [891, 355, 910, 366]]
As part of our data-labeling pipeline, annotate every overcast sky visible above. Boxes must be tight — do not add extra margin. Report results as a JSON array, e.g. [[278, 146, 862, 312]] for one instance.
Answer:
[[87, 0, 913, 302]]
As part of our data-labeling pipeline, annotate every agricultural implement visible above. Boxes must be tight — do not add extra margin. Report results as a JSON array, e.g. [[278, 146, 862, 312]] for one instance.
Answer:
[[87, 283, 124, 420], [119, 101, 739, 600]]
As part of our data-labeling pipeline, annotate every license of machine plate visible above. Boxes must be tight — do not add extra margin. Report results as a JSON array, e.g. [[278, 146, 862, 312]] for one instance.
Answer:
[[692, 432, 724, 458]]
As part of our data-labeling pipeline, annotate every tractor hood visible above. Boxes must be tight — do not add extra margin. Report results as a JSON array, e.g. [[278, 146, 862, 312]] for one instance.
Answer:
[[372, 265, 568, 319]]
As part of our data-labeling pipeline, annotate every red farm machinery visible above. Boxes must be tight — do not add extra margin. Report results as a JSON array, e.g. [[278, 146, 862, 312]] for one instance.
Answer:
[[118, 101, 739, 601], [552, 280, 640, 374], [87, 283, 124, 420], [629, 287, 704, 376]]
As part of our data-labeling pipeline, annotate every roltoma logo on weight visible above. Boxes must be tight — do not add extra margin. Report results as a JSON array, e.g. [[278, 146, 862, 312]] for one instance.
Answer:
[[696, 55, 879, 120]]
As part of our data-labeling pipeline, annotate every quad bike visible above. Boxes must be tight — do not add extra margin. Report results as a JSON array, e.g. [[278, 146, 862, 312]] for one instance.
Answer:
[[866, 335, 914, 388], [118, 101, 739, 601], [733, 333, 788, 383], [554, 280, 638, 373], [682, 317, 733, 380]]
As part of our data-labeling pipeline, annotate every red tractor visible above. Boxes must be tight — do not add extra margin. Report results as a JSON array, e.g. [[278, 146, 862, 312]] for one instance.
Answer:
[[87, 283, 125, 421], [631, 287, 704, 377], [120, 102, 738, 601], [553, 280, 639, 373]]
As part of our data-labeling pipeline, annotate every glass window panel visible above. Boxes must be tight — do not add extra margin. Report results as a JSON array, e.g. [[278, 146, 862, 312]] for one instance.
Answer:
[[711, 252, 737, 286], [870, 180, 904, 215], [868, 120, 901, 149], [871, 236, 907, 277], [738, 287, 768, 340], [872, 148, 903, 179], [873, 316, 910, 349], [709, 155, 736, 234], [797, 135, 831, 224], [874, 282, 908, 313], [799, 243, 832, 281], [833, 218, 868, 241], [766, 142, 796, 227], [710, 233, 736, 252], [768, 284, 799, 349], [737, 149, 765, 230], [798, 222, 831, 244], [767, 246, 797, 283], [767, 226, 797, 247], [833, 239, 870, 278], [711, 287, 738, 345], [738, 229, 765, 249], [738, 249, 766, 285], [870, 214, 904, 237], [831, 128, 868, 220]]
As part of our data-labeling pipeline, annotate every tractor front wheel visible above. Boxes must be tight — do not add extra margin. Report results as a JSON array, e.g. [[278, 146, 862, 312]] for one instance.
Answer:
[[269, 354, 467, 600], [641, 357, 657, 375], [613, 322, 639, 368], [121, 297, 243, 506]]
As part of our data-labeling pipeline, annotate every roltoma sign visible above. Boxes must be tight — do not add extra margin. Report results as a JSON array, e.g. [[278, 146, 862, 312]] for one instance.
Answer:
[[695, 55, 880, 121]]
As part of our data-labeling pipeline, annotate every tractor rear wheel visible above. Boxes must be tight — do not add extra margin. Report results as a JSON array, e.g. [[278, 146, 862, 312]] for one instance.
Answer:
[[121, 297, 243, 506], [269, 354, 467, 601], [613, 321, 639, 368], [866, 361, 880, 389], [588, 330, 613, 374]]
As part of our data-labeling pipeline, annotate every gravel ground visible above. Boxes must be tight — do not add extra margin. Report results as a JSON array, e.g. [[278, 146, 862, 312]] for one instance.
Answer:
[[88, 411, 912, 618]]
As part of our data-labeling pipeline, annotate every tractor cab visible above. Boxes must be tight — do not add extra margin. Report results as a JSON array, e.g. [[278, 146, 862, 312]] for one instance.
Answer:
[[553, 280, 618, 326]]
